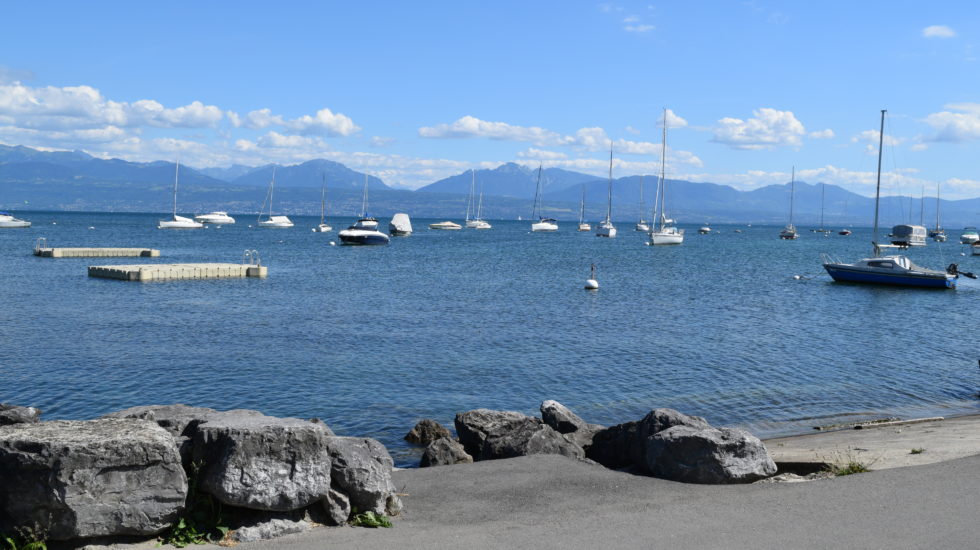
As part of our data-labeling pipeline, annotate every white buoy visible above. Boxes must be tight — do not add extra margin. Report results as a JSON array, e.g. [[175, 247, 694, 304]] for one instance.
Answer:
[[329, 241, 336, 246], [88, 226, 95, 230], [793, 275, 802, 280], [585, 263, 599, 290]]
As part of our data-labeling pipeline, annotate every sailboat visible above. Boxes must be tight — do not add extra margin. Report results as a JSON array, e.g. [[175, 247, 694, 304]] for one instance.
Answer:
[[822, 110, 958, 289], [813, 183, 830, 233], [257, 167, 294, 228], [158, 160, 203, 229], [577, 185, 590, 231], [338, 173, 389, 245], [648, 109, 684, 245], [465, 170, 491, 229], [929, 183, 946, 241], [596, 146, 616, 238], [838, 198, 851, 235], [313, 174, 332, 232], [634, 176, 649, 231], [778, 167, 799, 239], [530, 165, 558, 232]]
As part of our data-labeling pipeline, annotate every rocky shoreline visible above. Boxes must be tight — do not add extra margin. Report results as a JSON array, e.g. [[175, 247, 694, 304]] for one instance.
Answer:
[[1, 400, 779, 547]]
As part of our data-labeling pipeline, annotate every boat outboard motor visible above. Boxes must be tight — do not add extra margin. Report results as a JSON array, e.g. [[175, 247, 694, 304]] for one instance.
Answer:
[[947, 263, 977, 279]]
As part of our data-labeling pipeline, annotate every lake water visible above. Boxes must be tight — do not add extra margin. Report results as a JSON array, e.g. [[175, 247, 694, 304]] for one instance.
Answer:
[[2, 211, 979, 466]]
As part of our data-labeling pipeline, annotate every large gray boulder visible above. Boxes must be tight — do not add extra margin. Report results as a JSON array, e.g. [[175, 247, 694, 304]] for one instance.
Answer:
[[540, 400, 603, 448], [645, 425, 777, 484], [0, 404, 40, 426], [0, 419, 187, 540], [404, 419, 452, 446], [420, 437, 473, 467], [587, 408, 710, 471], [455, 409, 585, 461], [191, 412, 333, 512], [325, 436, 396, 515]]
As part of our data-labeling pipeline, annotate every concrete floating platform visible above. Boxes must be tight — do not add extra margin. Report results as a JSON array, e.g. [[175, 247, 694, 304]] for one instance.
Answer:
[[35, 247, 160, 258], [88, 263, 268, 281]]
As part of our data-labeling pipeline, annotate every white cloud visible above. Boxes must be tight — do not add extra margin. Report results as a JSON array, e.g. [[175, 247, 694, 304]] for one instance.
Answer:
[[712, 108, 805, 149], [517, 148, 567, 160], [910, 143, 928, 151], [418, 115, 566, 146], [662, 108, 688, 129], [924, 103, 980, 142], [370, 136, 395, 147], [809, 129, 834, 139], [241, 108, 285, 129], [623, 15, 639, 23], [922, 25, 956, 38], [285, 107, 359, 136], [624, 24, 655, 33], [852, 129, 905, 153], [624, 125, 640, 135]]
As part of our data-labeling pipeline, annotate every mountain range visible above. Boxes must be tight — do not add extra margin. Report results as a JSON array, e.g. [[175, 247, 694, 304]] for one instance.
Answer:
[[2, 144, 979, 226]]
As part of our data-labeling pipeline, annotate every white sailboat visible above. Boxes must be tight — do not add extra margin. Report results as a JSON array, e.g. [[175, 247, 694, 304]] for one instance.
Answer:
[[530, 165, 558, 232], [778, 167, 798, 239], [465, 170, 491, 229], [634, 175, 649, 231], [338, 174, 389, 245], [257, 167, 293, 228], [812, 183, 830, 233], [822, 110, 959, 289], [577, 185, 590, 231], [596, 146, 616, 238], [313, 174, 332, 232], [158, 160, 203, 229], [648, 110, 684, 245], [929, 183, 946, 241]]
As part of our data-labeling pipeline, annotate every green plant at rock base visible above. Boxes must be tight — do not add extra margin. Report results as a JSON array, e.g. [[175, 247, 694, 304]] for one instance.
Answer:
[[910, 448, 925, 455], [349, 510, 393, 528], [2, 534, 47, 550], [159, 461, 229, 548]]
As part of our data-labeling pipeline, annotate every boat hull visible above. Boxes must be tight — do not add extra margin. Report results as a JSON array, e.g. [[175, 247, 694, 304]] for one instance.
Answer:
[[0, 219, 31, 228], [195, 213, 236, 224], [823, 263, 955, 289], [531, 221, 557, 232], [577, 223, 590, 232], [338, 229, 390, 245], [313, 224, 332, 232], [649, 232, 684, 245], [595, 224, 616, 238]]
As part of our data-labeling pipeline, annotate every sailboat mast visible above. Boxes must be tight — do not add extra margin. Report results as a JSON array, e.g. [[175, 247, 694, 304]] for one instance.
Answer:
[[466, 170, 475, 221], [269, 167, 276, 218], [477, 181, 484, 220], [656, 108, 667, 229], [820, 182, 825, 229], [606, 145, 613, 222], [579, 185, 586, 224], [872, 109, 886, 255], [361, 173, 368, 217], [320, 174, 326, 224], [173, 160, 179, 218], [935, 182, 941, 231], [789, 167, 795, 226], [919, 187, 924, 226], [532, 165, 543, 219]]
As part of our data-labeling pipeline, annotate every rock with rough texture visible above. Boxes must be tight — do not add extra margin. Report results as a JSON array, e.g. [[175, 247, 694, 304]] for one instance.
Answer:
[[645, 425, 777, 484], [587, 408, 710, 471], [455, 409, 584, 461], [232, 518, 312, 543], [404, 419, 452, 445], [0, 419, 187, 540], [325, 436, 396, 515], [322, 486, 351, 526], [540, 400, 603, 449], [420, 437, 474, 467], [191, 412, 334, 512], [0, 404, 41, 426]]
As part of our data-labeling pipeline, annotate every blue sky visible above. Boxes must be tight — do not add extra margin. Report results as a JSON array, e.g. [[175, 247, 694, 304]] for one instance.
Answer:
[[2, 1, 980, 198]]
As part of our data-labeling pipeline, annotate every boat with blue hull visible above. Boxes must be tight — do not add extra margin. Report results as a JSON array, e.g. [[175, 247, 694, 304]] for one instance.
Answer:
[[822, 110, 958, 289]]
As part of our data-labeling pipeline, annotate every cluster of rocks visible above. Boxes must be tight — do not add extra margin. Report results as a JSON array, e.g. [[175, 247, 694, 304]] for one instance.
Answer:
[[0, 403, 401, 544], [409, 400, 777, 484]]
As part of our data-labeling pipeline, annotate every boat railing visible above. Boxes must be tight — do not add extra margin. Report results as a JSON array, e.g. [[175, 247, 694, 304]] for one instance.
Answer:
[[242, 249, 261, 267], [820, 252, 841, 265], [34, 237, 47, 254]]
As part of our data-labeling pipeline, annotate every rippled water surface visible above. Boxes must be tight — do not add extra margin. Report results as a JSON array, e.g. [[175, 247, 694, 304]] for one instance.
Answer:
[[2, 212, 979, 466]]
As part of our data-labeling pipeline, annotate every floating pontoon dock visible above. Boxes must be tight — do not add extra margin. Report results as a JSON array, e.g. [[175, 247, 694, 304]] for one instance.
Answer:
[[88, 263, 267, 281]]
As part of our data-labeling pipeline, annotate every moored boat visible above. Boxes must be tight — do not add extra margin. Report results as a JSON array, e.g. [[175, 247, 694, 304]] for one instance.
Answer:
[[389, 213, 413, 236], [648, 109, 684, 246], [530, 165, 558, 232], [339, 174, 389, 245], [0, 212, 31, 228], [596, 147, 616, 238], [159, 161, 203, 229], [256, 168, 293, 228], [194, 211, 236, 224], [429, 220, 462, 230]]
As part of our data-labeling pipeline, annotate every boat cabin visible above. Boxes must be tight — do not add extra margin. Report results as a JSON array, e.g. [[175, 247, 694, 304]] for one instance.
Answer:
[[889, 224, 927, 247]]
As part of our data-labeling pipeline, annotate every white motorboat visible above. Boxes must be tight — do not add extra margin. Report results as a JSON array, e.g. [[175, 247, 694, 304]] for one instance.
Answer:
[[257, 167, 293, 228], [0, 212, 31, 228], [339, 174, 389, 245], [890, 224, 927, 247], [823, 110, 958, 289], [596, 147, 616, 238], [778, 168, 798, 239], [429, 220, 462, 230], [313, 175, 331, 232], [577, 186, 590, 231], [530, 165, 557, 232], [159, 161, 203, 229], [961, 227, 979, 244], [194, 211, 236, 224], [648, 110, 685, 246], [389, 213, 413, 236]]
